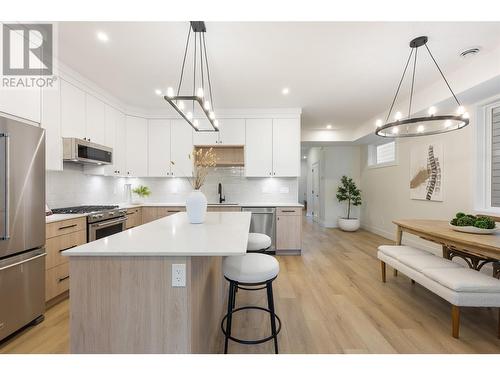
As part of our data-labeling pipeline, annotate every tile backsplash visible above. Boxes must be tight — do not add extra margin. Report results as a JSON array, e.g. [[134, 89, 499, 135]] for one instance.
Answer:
[[46, 163, 299, 208]]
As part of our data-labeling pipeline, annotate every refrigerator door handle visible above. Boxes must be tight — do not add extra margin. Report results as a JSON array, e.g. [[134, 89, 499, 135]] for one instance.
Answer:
[[0, 252, 46, 272], [0, 133, 9, 240]]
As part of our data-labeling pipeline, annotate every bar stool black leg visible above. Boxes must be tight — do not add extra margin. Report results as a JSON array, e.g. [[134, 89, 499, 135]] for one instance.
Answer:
[[224, 281, 235, 354], [266, 281, 279, 354], [232, 285, 238, 310]]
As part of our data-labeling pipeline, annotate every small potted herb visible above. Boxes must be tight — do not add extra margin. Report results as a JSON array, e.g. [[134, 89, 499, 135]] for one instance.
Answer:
[[132, 185, 151, 204], [336, 175, 362, 231]]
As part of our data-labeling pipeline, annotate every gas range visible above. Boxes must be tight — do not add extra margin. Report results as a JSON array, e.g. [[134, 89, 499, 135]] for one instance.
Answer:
[[51, 205, 128, 223]]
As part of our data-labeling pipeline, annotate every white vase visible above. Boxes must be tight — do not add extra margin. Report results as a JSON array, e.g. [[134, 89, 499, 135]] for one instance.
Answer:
[[186, 190, 207, 224], [338, 217, 360, 232]]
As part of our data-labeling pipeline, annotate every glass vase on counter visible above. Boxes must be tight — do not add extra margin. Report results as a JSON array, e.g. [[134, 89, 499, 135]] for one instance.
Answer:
[[124, 183, 132, 204]]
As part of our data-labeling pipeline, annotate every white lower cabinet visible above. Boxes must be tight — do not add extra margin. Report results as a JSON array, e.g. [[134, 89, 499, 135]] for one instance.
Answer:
[[170, 120, 193, 177], [245, 119, 273, 177], [148, 119, 172, 177], [125, 116, 148, 177], [41, 82, 63, 171]]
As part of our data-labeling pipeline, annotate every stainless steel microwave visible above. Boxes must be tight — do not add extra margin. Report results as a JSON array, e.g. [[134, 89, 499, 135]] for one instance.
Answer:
[[62, 137, 113, 165]]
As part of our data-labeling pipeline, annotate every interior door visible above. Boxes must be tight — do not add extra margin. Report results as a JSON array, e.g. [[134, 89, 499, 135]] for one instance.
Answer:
[[312, 162, 320, 223]]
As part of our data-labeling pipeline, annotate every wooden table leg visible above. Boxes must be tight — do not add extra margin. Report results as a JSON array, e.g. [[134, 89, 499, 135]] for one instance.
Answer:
[[393, 225, 403, 277], [381, 261, 386, 282], [451, 305, 460, 339]]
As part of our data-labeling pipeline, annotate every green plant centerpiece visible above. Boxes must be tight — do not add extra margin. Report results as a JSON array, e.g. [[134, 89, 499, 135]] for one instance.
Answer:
[[132, 185, 151, 199], [336, 175, 362, 231], [450, 212, 495, 229]]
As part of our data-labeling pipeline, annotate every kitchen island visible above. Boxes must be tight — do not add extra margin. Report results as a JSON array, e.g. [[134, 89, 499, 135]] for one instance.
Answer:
[[63, 211, 251, 354]]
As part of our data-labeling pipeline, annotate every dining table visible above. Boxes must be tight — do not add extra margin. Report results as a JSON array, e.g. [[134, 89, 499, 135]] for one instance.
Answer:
[[393, 219, 500, 279]]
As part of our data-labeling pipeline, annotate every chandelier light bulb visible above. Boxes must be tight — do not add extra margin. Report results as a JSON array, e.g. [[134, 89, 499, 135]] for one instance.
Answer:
[[186, 111, 193, 120], [417, 125, 425, 133], [213, 120, 219, 128], [457, 106, 466, 115], [154, 89, 162, 96], [392, 127, 399, 134], [462, 112, 470, 119], [193, 119, 199, 128], [444, 120, 452, 128], [204, 100, 211, 110], [428, 106, 437, 116], [209, 111, 215, 120], [394, 112, 402, 121], [177, 101, 185, 110], [166, 87, 175, 98], [196, 87, 204, 98], [375, 119, 383, 128]]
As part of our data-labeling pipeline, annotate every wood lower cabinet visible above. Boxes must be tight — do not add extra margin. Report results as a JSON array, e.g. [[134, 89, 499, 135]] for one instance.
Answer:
[[276, 207, 302, 254], [142, 206, 185, 224], [45, 217, 87, 303], [125, 208, 143, 229]]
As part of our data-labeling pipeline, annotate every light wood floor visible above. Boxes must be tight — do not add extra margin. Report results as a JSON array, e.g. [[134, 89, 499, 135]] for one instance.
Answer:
[[1, 217, 499, 354]]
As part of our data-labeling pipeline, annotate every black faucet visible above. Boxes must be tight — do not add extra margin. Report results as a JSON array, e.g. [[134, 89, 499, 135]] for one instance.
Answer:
[[218, 183, 226, 204]]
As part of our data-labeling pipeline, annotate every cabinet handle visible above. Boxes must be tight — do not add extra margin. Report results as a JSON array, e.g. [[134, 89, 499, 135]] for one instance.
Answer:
[[58, 224, 77, 230], [273, 172, 276, 175], [58, 275, 70, 283], [59, 245, 77, 253], [167, 210, 180, 213], [281, 210, 296, 213]]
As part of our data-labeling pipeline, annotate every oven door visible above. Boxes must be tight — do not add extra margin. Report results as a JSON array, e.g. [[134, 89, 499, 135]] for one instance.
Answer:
[[88, 217, 127, 242]]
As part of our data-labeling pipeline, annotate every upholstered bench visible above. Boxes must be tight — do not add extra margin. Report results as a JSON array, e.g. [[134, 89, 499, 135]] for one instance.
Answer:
[[377, 245, 500, 339]]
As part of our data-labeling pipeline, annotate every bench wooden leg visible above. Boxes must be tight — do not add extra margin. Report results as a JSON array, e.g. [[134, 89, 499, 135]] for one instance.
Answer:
[[451, 305, 460, 339], [393, 269, 398, 277], [380, 261, 386, 282], [411, 279, 415, 284], [498, 309, 500, 339]]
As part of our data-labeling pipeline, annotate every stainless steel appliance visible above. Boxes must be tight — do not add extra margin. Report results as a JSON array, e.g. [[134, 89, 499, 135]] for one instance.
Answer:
[[51, 205, 127, 242], [0, 116, 46, 341], [241, 207, 276, 252], [62, 137, 113, 165]]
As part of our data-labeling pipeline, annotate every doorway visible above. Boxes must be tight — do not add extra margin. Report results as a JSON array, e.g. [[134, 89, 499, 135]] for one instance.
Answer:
[[312, 162, 320, 223]]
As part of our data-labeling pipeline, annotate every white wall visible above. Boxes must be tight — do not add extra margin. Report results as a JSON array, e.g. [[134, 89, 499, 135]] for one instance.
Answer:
[[46, 164, 298, 208], [360, 116, 475, 254], [298, 158, 308, 205]]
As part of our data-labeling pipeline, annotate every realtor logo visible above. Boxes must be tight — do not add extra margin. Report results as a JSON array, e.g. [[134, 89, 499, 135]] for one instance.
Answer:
[[2, 23, 53, 76]]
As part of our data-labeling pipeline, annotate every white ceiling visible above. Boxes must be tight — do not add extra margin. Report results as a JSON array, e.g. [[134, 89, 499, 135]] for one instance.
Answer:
[[57, 22, 500, 130]]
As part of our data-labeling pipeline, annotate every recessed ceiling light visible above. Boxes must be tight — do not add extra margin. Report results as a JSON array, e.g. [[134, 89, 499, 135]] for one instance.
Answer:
[[155, 89, 162, 96], [326, 124, 332, 129], [96, 31, 109, 42], [281, 87, 290, 95]]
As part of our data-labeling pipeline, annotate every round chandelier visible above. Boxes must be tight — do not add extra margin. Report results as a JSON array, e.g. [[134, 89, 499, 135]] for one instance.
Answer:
[[375, 36, 469, 138]]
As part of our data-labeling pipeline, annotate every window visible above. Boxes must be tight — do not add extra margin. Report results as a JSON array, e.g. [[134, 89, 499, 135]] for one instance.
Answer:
[[368, 141, 396, 167], [490, 105, 500, 206]]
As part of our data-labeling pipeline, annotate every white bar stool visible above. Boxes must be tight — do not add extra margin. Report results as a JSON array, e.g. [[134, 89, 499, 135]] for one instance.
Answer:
[[221, 253, 281, 354], [247, 233, 272, 253]]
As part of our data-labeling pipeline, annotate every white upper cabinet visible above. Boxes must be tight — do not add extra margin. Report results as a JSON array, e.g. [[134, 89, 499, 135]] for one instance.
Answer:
[[171, 120, 193, 177], [192, 119, 219, 145], [219, 119, 245, 145], [41, 82, 62, 171], [245, 119, 273, 177], [85, 94, 105, 144], [114, 111, 127, 176], [272, 118, 301, 177], [148, 119, 172, 177], [60, 80, 86, 139], [0, 87, 41, 124], [125, 116, 148, 177]]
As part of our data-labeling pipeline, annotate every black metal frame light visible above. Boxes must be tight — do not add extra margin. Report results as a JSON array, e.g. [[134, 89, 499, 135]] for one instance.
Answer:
[[164, 21, 219, 132], [375, 36, 469, 138]]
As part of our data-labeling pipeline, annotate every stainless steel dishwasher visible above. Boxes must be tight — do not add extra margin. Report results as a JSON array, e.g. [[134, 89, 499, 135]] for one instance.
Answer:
[[241, 207, 276, 252]]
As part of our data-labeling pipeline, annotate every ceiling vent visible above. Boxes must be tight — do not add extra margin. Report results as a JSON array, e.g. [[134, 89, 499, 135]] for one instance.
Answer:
[[459, 47, 481, 58]]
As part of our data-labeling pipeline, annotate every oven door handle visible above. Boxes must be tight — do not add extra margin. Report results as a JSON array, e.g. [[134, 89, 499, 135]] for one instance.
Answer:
[[93, 217, 127, 228]]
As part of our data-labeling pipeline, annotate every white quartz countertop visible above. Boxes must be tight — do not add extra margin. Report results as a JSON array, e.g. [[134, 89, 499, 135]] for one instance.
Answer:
[[45, 213, 87, 223], [62, 212, 251, 257]]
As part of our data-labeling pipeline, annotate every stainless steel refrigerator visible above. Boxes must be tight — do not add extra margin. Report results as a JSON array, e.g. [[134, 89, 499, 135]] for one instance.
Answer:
[[0, 115, 46, 342]]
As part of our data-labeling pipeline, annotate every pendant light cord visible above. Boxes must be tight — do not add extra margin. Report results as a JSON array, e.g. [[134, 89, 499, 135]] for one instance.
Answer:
[[202, 33, 215, 110], [385, 48, 414, 124], [424, 43, 461, 106], [176, 26, 191, 97], [408, 46, 418, 117]]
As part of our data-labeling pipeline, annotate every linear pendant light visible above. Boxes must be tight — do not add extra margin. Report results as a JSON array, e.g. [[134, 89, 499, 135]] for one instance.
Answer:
[[164, 21, 219, 132], [375, 36, 469, 138]]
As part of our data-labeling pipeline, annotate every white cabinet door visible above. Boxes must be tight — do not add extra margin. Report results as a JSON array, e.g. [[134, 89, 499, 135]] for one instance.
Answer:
[[171, 120, 193, 177], [192, 119, 219, 145], [85, 94, 105, 144], [125, 116, 148, 177], [60, 80, 86, 139], [41, 82, 62, 171], [245, 119, 273, 177], [219, 119, 245, 145], [272, 118, 301, 177], [0, 87, 41, 124], [148, 119, 171, 177], [114, 112, 127, 176], [103, 105, 117, 176]]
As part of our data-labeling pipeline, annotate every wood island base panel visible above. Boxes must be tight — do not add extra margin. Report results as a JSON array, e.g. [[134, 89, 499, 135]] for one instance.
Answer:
[[69, 255, 225, 353]]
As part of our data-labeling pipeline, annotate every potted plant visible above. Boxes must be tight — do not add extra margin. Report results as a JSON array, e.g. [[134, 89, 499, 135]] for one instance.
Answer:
[[131, 185, 151, 204], [173, 147, 216, 224], [336, 175, 362, 231]]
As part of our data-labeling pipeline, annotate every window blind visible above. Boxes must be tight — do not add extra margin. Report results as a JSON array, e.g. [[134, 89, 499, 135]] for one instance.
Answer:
[[491, 106, 500, 206], [376, 142, 395, 164]]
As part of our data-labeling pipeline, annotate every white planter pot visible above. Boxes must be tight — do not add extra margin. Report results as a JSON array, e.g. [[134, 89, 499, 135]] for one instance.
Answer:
[[186, 190, 207, 224], [338, 217, 360, 232]]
